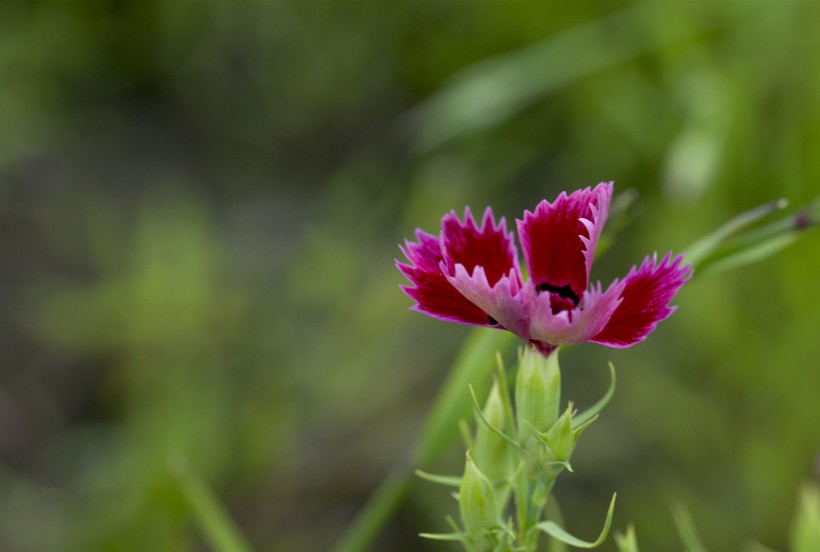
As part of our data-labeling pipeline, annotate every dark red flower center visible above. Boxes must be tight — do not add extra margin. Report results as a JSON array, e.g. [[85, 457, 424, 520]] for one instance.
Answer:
[[535, 282, 580, 314]]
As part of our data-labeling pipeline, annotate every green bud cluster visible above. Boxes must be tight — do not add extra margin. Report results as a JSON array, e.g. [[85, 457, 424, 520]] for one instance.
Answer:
[[420, 346, 617, 552]]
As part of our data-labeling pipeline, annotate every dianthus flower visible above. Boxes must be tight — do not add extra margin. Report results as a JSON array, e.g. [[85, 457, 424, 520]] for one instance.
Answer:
[[397, 182, 691, 356]]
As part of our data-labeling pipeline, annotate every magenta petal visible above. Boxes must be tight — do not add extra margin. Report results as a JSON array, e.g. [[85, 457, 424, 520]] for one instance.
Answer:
[[441, 207, 520, 288], [590, 252, 692, 348], [517, 183, 612, 302], [446, 264, 529, 339], [528, 280, 625, 346], [401, 229, 443, 273], [579, 185, 612, 290], [397, 230, 491, 326]]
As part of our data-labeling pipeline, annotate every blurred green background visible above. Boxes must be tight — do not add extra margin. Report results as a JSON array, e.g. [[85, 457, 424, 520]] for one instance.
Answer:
[[1, 2, 819, 551]]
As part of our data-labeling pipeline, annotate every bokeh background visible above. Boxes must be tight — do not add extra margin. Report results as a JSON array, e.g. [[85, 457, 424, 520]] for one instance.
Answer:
[[1, 2, 819, 551]]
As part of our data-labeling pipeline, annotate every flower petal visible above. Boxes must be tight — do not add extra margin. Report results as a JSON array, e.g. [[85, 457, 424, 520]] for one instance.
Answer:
[[528, 280, 625, 346], [447, 265, 529, 338], [517, 182, 613, 302], [590, 252, 692, 348], [441, 207, 520, 288], [398, 230, 491, 325]]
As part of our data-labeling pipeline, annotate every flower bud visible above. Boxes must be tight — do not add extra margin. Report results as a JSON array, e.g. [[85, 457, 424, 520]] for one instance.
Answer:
[[542, 404, 576, 463], [473, 380, 513, 485], [460, 452, 499, 546], [515, 346, 561, 444]]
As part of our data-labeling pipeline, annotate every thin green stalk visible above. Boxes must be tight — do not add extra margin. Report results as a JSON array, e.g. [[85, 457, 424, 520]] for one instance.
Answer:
[[331, 469, 410, 552], [169, 455, 255, 552], [522, 479, 556, 552], [332, 329, 515, 552]]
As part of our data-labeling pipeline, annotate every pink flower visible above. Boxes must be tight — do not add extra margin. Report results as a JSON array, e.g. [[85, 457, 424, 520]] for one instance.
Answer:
[[397, 182, 691, 356]]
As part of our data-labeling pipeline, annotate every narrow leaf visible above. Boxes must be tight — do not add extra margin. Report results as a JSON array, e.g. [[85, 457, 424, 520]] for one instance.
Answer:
[[545, 460, 573, 473], [791, 483, 820, 552], [614, 525, 640, 552], [169, 455, 255, 552], [685, 198, 787, 266], [689, 197, 819, 277], [535, 493, 617, 548], [419, 531, 467, 541], [495, 352, 517, 439], [544, 497, 569, 552], [406, 4, 719, 152], [459, 418, 474, 450], [671, 501, 709, 552], [416, 330, 516, 466], [573, 363, 616, 429], [696, 233, 796, 277], [332, 329, 513, 552], [573, 414, 599, 438], [415, 469, 462, 487]]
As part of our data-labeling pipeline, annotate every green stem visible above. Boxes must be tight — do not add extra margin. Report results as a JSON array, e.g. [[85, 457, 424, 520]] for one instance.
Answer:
[[331, 469, 410, 552], [169, 455, 255, 552], [522, 479, 555, 552], [332, 329, 515, 552]]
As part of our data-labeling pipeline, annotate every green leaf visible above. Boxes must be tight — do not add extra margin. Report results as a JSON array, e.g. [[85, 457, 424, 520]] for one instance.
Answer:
[[696, 233, 797, 278], [724, 199, 818, 251], [415, 469, 462, 488], [495, 352, 517, 440], [671, 501, 709, 552], [614, 525, 640, 552], [573, 363, 615, 429], [408, 4, 718, 152], [535, 493, 617, 548], [687, 197, 819, 278], [330, 469, 409, 552], [545, 460, 574, 473], [331, 329, 513, 552], [459, 418, 475, 451], [169, 454, 255, 552], [417, 330, 516, 466], [419, 531, 467, 541], [790, 483, 820, 552], [685, 198, 787, 266], [544, 497, 569, 552]]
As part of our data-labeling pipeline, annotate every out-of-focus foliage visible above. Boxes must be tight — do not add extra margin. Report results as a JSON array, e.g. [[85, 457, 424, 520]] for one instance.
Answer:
[[791, 484, 820, 552], [0, 2, 818, 551]]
